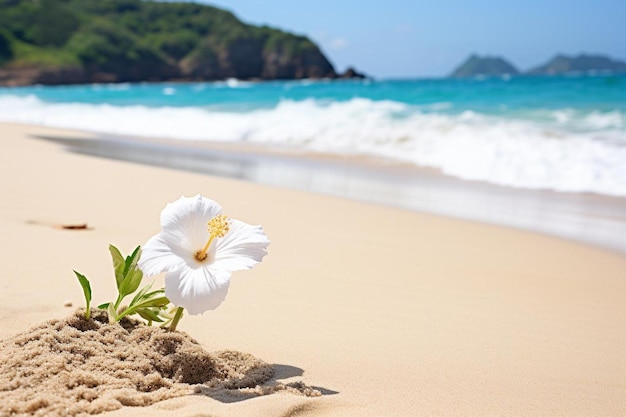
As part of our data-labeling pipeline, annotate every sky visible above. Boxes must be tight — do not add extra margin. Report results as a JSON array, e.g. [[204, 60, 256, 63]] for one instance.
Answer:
[[195, 0, 626, 79]]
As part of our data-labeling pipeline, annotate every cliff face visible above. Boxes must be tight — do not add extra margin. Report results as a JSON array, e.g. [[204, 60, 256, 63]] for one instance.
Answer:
[[449, 54, 519, 78], [0, 0, 358, 86], [262, 48, 335, 79], [179, 37, 336, 81], [527, 54, 626, 75]]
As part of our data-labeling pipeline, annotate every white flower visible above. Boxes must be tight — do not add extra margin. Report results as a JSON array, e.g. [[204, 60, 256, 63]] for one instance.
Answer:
[[138, 195, 270, 315]]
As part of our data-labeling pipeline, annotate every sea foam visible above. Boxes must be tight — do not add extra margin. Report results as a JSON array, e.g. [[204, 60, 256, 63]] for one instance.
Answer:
[[1, 94, 625, 196]]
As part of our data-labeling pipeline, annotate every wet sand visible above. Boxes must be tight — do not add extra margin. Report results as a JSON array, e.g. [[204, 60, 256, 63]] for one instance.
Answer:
[[30, 128, 626, 255]]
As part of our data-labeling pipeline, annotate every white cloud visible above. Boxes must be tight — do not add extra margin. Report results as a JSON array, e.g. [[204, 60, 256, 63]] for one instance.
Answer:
[[330, 37, 349, 50]]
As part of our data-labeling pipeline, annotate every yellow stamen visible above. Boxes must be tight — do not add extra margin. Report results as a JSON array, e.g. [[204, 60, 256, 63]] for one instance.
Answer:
[[195, 214, 230, 262]]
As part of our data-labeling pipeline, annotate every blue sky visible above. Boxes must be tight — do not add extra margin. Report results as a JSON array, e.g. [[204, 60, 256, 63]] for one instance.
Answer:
[[201, 0, 626, 78]]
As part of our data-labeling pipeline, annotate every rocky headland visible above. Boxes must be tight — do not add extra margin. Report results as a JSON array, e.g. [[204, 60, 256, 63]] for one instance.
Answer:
[[0, 0, 365, 86]]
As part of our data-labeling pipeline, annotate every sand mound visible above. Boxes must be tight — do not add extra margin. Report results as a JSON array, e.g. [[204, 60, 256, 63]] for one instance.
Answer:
[[0, 310, 314, 417]]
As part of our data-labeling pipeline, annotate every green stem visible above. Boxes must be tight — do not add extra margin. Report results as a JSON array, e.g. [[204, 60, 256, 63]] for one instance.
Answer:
[[113, 293, 124, 310], [169, 307, 184, 331], [115, 307, 132, 322]]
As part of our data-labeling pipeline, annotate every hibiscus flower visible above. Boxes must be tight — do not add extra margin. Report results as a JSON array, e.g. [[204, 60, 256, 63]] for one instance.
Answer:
[[139, 195, 270, 318]]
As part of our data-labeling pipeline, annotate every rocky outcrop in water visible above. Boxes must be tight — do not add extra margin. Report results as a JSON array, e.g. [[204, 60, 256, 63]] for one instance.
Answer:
[[449, 54, 519, 78], [527, 54, 626, 75], [449, 53, 626, 78]]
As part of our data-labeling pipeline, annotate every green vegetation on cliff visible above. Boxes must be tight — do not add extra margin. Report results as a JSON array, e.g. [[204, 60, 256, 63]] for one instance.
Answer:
[[0, 0, 339, 85]]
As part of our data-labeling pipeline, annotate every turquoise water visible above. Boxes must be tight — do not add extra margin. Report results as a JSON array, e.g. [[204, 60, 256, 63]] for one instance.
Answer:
[[3, 75, 625, 113], [1, 74, 625, 195]]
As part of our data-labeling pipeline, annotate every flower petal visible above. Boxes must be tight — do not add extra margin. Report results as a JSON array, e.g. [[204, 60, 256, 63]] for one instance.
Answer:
[[138, 233, 188, 277], [160, 195, 222, 249], [212, 219, 270, 272], [164, 266, 231, 315]]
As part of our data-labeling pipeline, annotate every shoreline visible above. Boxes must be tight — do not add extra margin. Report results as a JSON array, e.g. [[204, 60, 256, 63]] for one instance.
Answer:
[[24, 122, 626, 256], [2, 122, 626, 416]]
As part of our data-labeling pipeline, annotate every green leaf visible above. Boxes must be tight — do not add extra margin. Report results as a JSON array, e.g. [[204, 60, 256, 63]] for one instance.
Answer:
[[109, 245, 125, 289], [137, 307, 166, 323], [97, 302, 110, 310], [116, 295, 168, 321], [107, 302, 117, 323], [73, 271, 92, 320], [118, 269, 143, 299], [133, 295, 170, 310], [123, 246, 142, 278], [138, 288, 166, 303], [130, 283, 152, 306]]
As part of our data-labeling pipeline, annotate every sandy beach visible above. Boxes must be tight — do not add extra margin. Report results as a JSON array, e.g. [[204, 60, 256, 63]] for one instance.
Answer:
[[1, 122, 625, 416]]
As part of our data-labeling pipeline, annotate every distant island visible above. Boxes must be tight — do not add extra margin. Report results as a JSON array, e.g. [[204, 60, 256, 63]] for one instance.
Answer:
[[450, 53, 626, 78], [0, 0, 365, 86], [449, 54, 519, 78], [527, 54, 626, 75]]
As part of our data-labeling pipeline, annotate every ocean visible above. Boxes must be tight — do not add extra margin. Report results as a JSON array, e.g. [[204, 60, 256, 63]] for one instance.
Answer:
[[1, 74, 625, 197]]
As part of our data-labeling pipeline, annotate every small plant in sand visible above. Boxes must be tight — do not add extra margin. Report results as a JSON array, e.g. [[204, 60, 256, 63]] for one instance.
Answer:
[[74, 245, 169, 324], [74, 194, 270, 330]]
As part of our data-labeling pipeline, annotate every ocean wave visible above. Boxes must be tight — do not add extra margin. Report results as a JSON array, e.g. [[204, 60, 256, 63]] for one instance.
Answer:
[[1, 94, 625, 196], [551, 109, 624, 130]]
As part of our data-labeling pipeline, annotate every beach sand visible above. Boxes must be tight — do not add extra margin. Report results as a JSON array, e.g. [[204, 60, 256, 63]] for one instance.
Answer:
[[1, 122, 625, 416]]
